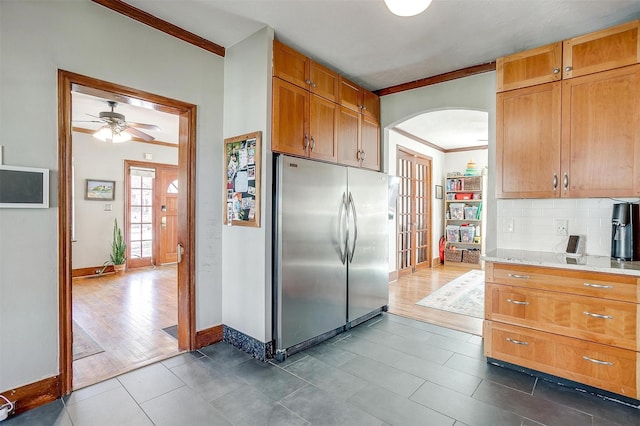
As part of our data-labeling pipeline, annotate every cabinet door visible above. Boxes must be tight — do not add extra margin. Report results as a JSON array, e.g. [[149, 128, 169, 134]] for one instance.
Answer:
[[496, 82, 561, 198], [360, 115, 380, 171], [561, 65, 640, 197], [496, 42, 563, 92], [337, 105, 360, 167], [272, 78, 309, 157], [309, 94, 338, 162], [310, 61, 339, 103], [339, 77, 362, 112], [273, 40, 309, 88], [361, 89, 380, 120], [563, 19, 640, 79]]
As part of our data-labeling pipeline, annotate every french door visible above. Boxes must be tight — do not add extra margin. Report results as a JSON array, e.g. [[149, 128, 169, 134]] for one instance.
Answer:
[[397, 149, 432, 275]]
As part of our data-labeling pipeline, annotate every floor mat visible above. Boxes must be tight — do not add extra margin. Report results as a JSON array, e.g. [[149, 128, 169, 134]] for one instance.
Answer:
[[415, 269, 484, 319], [73, 320, 104, 361]]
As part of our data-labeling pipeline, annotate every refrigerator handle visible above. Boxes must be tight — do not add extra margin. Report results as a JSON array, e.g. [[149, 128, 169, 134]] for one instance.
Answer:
[[348, 192, 358, 263], [339, 192, 348, 264]]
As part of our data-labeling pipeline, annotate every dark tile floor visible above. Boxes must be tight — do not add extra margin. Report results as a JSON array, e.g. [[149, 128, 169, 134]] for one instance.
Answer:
[[4, 313, 639, 426]]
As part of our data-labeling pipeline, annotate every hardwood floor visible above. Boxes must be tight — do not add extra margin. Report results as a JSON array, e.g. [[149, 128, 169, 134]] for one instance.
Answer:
[[72, 265, 181, 389], [388, 262, 484, 336]]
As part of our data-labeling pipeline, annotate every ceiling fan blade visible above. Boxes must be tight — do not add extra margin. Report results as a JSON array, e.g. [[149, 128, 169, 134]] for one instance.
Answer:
[[73, 120, 103, 123], [125, 126, 155, 141], [86, 113, 103, 119], [127, 122, 160, 131]]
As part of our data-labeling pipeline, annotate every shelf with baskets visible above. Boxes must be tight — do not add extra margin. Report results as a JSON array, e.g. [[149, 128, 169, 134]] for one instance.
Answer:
[[444, 175, 486, 264]]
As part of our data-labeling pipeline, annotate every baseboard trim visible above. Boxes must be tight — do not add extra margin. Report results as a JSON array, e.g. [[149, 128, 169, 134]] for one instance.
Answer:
[[72, 265, 114, 278], [388, 271, 398, 283], [194, 324, 223, 349], [0, 375, 61, 416]]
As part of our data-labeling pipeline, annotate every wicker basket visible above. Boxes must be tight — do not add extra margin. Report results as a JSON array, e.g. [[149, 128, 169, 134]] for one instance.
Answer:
[[463, 249, 481, 264], [445, 249, 463, 263], [463, 176, 482, 191]]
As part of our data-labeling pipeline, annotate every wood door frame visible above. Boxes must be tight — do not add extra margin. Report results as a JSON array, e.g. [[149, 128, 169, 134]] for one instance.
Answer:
[[58, 70, 197, 394], [124, 160, 178, 269], [396, 147, 433, 275]]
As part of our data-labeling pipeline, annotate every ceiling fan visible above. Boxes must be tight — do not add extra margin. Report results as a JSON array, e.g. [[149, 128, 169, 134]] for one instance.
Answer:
[[78, 101, 159, 143]]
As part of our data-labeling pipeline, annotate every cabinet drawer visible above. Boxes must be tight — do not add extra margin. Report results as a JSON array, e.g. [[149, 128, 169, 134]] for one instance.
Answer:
[[484, 321, 639, 399], [487, 263, 639, 303], [486, 283, 639, 351]]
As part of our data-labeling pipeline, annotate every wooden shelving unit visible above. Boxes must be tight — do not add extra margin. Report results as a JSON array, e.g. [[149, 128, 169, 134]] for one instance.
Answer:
[[444, 175, 485, 264]]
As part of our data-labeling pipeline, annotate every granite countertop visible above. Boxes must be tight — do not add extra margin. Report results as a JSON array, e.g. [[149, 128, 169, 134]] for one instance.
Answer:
[[483, 248, 640, 277]]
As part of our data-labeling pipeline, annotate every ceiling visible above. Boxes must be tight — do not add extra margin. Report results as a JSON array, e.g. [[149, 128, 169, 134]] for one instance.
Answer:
[[82, 0, 640, 150]]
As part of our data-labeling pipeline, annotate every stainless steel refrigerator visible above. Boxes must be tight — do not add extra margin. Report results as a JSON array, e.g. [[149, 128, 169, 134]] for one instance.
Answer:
[[274, 155, 389, 360]]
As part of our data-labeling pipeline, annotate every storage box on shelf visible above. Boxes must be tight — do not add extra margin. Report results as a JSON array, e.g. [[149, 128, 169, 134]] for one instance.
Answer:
[[484, 262, 640, 400], [444, 175, 485, 264]]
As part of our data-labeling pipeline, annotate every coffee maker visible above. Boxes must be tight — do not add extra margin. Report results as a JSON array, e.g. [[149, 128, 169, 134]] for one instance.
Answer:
[[611, 203, 640, 261]]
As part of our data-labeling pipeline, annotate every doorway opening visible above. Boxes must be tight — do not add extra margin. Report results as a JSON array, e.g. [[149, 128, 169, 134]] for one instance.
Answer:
[[58, 70, 197, 393]]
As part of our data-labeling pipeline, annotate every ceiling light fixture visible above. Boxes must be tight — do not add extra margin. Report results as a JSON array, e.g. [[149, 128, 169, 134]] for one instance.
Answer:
[[93, 125, 132, 143], [384, 0, 432, 17]]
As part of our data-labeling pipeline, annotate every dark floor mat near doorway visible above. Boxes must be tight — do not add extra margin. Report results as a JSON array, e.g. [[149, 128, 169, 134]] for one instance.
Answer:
[[162, 325, 178, 339]]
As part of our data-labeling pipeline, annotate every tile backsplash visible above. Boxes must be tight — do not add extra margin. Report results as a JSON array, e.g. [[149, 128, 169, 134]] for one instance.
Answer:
[[496, 198, 640, 257]]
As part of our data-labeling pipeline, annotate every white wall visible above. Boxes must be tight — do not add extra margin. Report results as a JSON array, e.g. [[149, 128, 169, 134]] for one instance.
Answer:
[[72, 131, 178, 269], [0, 1, 223, 390], [444, 150, 488, 178], [222, 27, 274, 342]]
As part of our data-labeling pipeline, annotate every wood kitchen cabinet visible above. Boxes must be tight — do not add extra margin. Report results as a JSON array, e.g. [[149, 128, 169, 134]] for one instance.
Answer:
[[272, 77, 338, 162], [273, 40, 339, 102], [561, 65, 640, 197], [496, 82, 561, 198], [337, 77, 380, 170], [496, 42, 563, 92], [563, 19, 640, 79], [484, 262, 640, 399], [496, 20, 640, 92], [496, 19, 640, 199]]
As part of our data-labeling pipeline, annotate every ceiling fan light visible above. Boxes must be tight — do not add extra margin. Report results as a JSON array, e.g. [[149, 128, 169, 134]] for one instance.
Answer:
[[384, 0, 432, 17], [92, 126, 131, 143]]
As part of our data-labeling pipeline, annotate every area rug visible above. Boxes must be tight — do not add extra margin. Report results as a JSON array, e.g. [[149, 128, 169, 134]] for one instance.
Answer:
[[73, 320, 104, 361], [162, 324, 178, 340], [415, 269, 485, 319]]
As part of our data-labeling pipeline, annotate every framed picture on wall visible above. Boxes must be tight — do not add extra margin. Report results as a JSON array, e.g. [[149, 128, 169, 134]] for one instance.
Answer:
[[435, 185, 443, 199], [85, 179, 115, 200]]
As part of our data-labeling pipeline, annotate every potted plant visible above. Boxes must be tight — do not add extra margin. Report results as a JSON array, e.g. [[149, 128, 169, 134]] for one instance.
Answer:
[[110, 218, 126, 272]]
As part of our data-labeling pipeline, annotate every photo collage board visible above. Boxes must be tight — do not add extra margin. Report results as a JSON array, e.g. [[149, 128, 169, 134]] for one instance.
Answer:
[[223, 131, 261, 227]]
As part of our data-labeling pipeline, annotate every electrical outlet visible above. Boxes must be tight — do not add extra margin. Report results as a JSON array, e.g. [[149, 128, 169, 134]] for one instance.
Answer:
[[555, 219, 568, 236]]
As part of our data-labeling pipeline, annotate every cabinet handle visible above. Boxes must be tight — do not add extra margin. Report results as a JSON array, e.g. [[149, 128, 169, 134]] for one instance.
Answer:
[[583, 311, 613, 320], [506, 337, 529, 345], [310, 137, 315, 151], [507, 298, 529, 305], [583, 283, 613, 289], [362, 105, 367, 111], [582, 355, 613, 366], [563, 173, 569, 190], [508, 273, 530, 279], [361, 150, 366, 161], [565, 66, 573, 72], [304, 135, 310, 151], [553, 68, 560, 74], [553, 173, 558, 190]]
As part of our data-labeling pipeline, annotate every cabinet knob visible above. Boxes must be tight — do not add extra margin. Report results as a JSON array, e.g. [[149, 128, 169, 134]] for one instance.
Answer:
[[310, 137, 315, 151], [563, 173, 569, 190], [553, 68, 560, 74], [303, 135, 310, 150], [361, 150, 366, 161], [553, 173, 558, 190], [565, 66, 572, 72], [311, 82, 317, 88], [362, 105, 367, 111], [305, 79, 312, 85]]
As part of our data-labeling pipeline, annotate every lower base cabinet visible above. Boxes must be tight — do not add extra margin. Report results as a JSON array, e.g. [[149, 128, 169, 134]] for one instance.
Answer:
[[484, 261, 640, 400]]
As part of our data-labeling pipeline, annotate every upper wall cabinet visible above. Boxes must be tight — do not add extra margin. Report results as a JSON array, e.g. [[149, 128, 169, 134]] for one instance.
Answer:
[[273, 40, 339, 102], [496, 20, 640, 92], [272, 40, 380, 170], [337, 77, 380, 170], [563, 20, 640, 79], [496, 42, 563, 92]]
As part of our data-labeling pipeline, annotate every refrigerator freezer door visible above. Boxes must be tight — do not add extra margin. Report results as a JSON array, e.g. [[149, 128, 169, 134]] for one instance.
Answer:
[[347, 167, 389, 322], [275, 156, 348, 351]]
